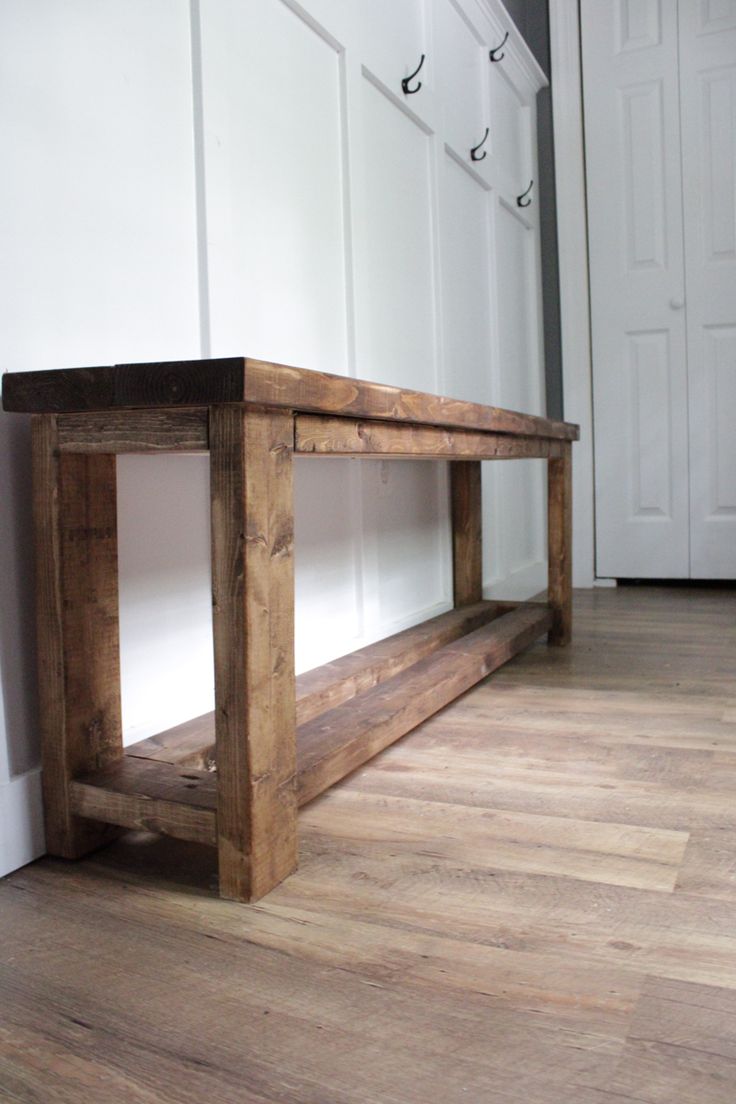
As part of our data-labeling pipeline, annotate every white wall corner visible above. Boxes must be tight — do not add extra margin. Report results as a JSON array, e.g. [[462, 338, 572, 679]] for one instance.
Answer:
[[549, 0, 596, 588], [0, 767, 44, 879]]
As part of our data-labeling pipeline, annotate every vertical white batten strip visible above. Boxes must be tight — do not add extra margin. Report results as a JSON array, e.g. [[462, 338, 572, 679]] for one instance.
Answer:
[[190, 0, 212, 359]]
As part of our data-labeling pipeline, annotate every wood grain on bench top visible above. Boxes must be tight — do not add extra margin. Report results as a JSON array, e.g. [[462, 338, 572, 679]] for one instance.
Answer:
[[2, 356, 579, 441]]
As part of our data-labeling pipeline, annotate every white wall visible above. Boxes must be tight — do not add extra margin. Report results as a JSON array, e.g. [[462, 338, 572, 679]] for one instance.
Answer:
[[0, 0, 202, 874], [0, 0, 548, 876]]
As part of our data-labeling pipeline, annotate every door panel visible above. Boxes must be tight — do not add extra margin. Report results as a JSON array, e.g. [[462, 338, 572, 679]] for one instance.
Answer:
[[582, 0, 690, 578], [679, 6, 736, 576]]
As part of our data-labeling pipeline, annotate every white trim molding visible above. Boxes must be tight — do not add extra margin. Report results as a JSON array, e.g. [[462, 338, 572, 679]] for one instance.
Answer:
[[549, 0, 595, 587], [0, 767, 44, 878]]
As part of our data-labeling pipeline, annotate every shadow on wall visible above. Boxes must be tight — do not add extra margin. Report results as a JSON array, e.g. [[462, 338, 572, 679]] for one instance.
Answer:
[[0, 407, 39, 777]]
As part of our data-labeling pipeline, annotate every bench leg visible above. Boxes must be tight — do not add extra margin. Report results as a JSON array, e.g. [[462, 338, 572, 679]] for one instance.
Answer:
[[209, 405, 298, 902], [451, 461, 483, 607], [32, 415, 123, 858], [548, 443, 573, 645]]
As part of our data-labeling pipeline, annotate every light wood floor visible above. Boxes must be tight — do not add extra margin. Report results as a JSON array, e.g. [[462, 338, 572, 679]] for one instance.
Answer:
[[2, 586, 736, 1104]]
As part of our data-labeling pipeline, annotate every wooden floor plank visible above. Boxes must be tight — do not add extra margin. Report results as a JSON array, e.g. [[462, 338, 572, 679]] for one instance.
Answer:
[[301, 788, 689, 892], [2, 586, 736, 1103]]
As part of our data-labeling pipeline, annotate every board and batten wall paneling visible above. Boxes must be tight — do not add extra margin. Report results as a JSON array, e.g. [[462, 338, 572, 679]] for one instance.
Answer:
[[0, 0, 201, 873]]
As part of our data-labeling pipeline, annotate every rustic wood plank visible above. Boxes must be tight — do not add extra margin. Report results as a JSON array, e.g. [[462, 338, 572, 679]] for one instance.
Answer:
[[3, 358, 580, 442], [451, 462, 483, 606], [69, 759, 217, 846], [246, 362, 579, 442], [57, 408, 208, 453], [31, 416, 123, 858], [295, 599, 515, 725], [209, 404, 298, 902], [72, 605, 550, 843], [124, 601, 516, 771], [298, 604, 553, 806], [126, 714, 217, 772], [548, 443, 573, 645], [2, 357, 245, 413], [295, 415, 567, 458]]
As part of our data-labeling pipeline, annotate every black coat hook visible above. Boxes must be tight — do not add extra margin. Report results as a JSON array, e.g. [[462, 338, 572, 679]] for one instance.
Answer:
[[470, 127, 489, 162], [402, 54, 425, 95], [489, 31, 509, 62], [517, 180, 534, 208]]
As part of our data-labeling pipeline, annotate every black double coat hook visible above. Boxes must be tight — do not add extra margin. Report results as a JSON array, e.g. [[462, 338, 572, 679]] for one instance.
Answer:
[[402, 54, 425, 95], [470, 128, 489, 162], [489, 32, 509, 62]]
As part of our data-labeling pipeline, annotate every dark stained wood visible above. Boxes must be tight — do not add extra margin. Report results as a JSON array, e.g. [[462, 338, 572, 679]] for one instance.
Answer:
[[70, 759, 217, 846], [296, 599, 515, 725], [451, 462, 483, 607], [123, 601, 517, 773], [2, 358, 245, 413], [72, 605, 551, 841], [295, 414, 568, 457], [298, 604, 553, 806], [17, 360, 576, 903], [31, 416, 123, 859], [548, 444, 573, 645], [57, 408, 208, 453], [126, 714, 216, 772], [3, 357, 580, 442], [209, 405, 298, 902]]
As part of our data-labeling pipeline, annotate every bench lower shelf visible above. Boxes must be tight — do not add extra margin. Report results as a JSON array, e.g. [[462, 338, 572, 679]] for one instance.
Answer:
[[69, 600, 552, 847]]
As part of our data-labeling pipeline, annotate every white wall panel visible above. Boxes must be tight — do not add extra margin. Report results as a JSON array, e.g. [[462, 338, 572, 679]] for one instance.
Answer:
[[439, 154, 493, 404], [118, 457, 213, 741], [350, 0, 429, 114], [490, 197, 546, 596], [293, 459, 363, 672], [435, 0, 486, 165], [489, 68, 532, 200], [361, 461, 451, 635], [201, 0, 350, 374], [0, 0, 201, 867], [353, 75, 439, 391]]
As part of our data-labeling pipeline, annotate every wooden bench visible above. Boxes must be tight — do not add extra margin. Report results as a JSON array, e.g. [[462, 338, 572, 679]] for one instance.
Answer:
[[2, 357, 579, 902]]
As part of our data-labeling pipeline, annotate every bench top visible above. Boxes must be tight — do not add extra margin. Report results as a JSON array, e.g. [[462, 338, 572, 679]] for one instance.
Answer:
[[1, 356, 579, 442]]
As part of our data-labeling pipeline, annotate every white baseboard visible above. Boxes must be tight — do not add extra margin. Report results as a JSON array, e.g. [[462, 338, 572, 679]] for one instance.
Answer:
[[0, 767, 45, 878], [593, 577, 618, 588]]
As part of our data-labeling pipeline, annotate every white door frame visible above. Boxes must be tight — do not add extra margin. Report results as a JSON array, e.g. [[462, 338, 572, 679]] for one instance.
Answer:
[[549, 0, 595, 587]]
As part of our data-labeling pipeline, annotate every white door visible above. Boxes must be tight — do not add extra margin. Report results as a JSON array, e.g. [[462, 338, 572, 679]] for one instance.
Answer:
[[679, 2, 736, 577], [582, 0, 691, 578], [583, 0, 736, 579]]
